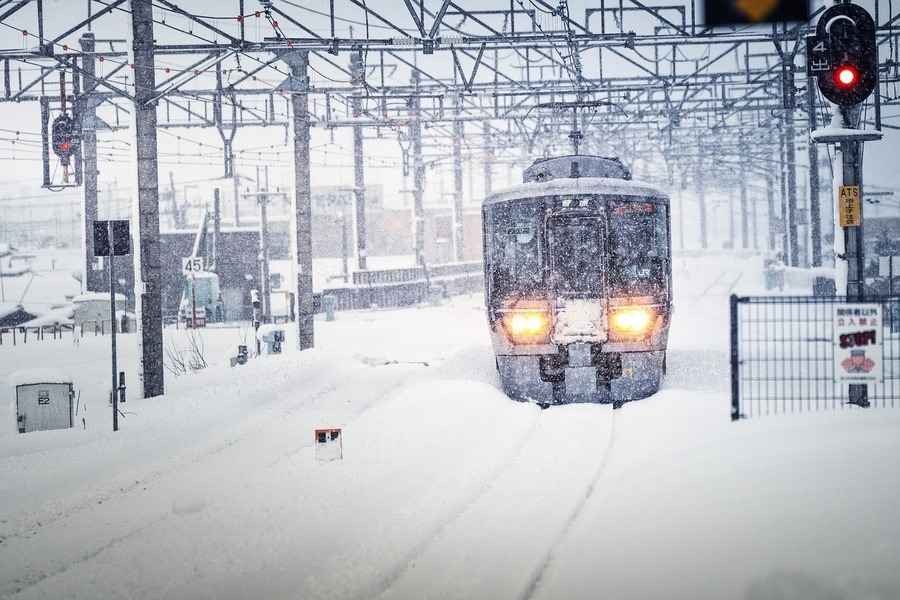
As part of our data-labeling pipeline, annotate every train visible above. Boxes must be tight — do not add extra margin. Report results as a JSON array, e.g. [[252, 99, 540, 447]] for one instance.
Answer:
[[482, 155, 673, 407]]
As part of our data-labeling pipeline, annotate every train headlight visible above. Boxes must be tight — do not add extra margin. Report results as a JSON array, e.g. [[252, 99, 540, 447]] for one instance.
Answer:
[[609, 306, 655, 338], [502, 310, 551, 345]]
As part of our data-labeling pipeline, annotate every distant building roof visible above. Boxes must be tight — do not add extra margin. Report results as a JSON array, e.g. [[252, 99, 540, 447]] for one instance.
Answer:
[[0, 304, 37, 328]]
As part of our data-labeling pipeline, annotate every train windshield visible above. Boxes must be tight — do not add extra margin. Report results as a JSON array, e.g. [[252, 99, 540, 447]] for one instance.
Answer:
[[489, 201, 543, 295], [548, 216, 604, 294], [608, 200, 669, 296]]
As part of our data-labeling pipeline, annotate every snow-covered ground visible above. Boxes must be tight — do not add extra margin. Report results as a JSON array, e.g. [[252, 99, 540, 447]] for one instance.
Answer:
[[0, 254, 898, 600]]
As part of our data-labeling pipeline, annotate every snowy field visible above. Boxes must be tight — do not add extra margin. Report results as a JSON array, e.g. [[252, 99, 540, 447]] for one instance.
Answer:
[[0, 255, 898, 599]]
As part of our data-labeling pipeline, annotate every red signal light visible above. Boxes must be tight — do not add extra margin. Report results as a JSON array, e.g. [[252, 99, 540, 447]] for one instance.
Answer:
[[835, 65, 858, 89]]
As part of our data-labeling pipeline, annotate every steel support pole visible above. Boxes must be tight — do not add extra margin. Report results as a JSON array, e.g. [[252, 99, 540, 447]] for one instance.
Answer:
[[807, 76, 823, 267], [351, 50, 368, 270], [285, 50, 314, 350], [257, 191, 271, 324], [109, 223, 118, 432], [696, 159, 708, 250], [678, 173, 686, 251], [739, 139, 749, 250], [79, 32, 100, 293], [483, 121, 494, 198], [232, 165, 241, 227], [728, 189, 736, 249], [843, 144, 868, 406], [778, 123, 789, 259], [785, 112, 799, 266], [452, 96, 465, 262], [340, 213, 349, 283], [130, 0, 164, 398], [842, 140, 865, 301], [410, 70, 425, 267], [212, 188, 221, 269]]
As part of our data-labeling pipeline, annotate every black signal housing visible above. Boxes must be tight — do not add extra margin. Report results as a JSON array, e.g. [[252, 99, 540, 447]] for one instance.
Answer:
[[51, 114, 80, 163], [811, 4, 878, 107]]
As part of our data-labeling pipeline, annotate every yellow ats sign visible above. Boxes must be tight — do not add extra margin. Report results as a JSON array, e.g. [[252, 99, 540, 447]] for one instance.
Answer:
[[839, 186, 861, 227]]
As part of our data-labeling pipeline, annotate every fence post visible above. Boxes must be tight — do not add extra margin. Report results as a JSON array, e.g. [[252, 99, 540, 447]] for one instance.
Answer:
[[730, 294, 741, 421]]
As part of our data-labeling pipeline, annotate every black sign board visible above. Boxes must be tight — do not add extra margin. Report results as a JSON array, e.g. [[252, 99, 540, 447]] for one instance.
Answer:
[[704, 0, 810, 26], [93, 220, 131, 257], [806, 34, 831, 77]]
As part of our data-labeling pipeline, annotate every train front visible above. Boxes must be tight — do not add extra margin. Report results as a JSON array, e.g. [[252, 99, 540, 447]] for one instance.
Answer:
[[482, 155, 673, 406]]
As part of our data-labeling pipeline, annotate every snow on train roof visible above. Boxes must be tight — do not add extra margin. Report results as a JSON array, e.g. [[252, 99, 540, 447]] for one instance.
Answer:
[[482, 176, 668, 207]]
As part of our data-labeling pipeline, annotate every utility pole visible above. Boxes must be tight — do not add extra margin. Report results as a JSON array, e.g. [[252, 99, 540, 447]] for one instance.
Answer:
[[766, 173, 776, 251], [678, 171, 686, 251], [728, 189, 736, 249], [410, 70, 425, 268], [130, 0, 164, 398], [452, 96, 465, 262], [79, 32, 99, 293], [483, 121, 494, 197], [212, 188, 221, 270], [232, 166, 241, 227], [696, 154, 708, 250], [739, 138, 749, 250], [750, 182, 759, 251], [350, 50, 368, 270], [785, 114, 800, 266], [285, 50, 314, 350], [778, 121, 789, 258], [256, 166, 271, 323]]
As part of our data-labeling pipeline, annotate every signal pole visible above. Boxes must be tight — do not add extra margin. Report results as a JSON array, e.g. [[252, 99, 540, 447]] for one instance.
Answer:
[[807, 73, 823, 267], [809, 2, 882, 408], [79, 32, 100, 293]]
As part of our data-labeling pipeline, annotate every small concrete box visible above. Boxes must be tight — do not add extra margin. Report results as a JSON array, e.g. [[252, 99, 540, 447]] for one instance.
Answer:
[[15, 380, 74, 434]]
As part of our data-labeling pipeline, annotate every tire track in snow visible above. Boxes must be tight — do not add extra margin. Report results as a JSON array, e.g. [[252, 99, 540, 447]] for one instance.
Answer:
[[372, 406, 617, 600], [2, 514, 171, 599], [356, 406, 544, 600], [518, 410, 620, 600]]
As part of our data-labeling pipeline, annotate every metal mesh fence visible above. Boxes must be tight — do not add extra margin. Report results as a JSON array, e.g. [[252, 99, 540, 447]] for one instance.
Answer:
[[730, 295, 900, 420]]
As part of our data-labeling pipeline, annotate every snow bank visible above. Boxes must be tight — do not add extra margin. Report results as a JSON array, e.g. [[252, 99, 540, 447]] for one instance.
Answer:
[[72, 292, 128, 304], [255, 323, 285, 341], [5, 368, 74, 389], [19, 304, 75, 328]]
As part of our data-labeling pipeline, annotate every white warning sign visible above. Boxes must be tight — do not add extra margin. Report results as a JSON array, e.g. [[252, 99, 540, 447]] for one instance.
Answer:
[[834, 304, 884, 385]]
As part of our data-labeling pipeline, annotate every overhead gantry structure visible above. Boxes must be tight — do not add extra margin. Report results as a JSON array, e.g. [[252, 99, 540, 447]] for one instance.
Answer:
[[1, 0, 898, 397]]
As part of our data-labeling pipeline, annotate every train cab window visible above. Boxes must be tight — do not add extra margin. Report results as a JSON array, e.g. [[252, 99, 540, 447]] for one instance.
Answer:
[[548, 216, 604, 294], [489, 202, 543, 295], [608, 200, 669, 296]]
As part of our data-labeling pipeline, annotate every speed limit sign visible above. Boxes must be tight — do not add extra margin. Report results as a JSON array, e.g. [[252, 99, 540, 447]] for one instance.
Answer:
[[181, 256, 204, 274]]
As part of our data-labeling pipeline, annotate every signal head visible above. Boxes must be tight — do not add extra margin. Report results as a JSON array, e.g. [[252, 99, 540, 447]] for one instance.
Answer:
[[835, 65, 859, 88]]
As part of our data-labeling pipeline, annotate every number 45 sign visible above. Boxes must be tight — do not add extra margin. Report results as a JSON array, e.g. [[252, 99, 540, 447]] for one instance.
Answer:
[[181, 256, 206, 274]]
